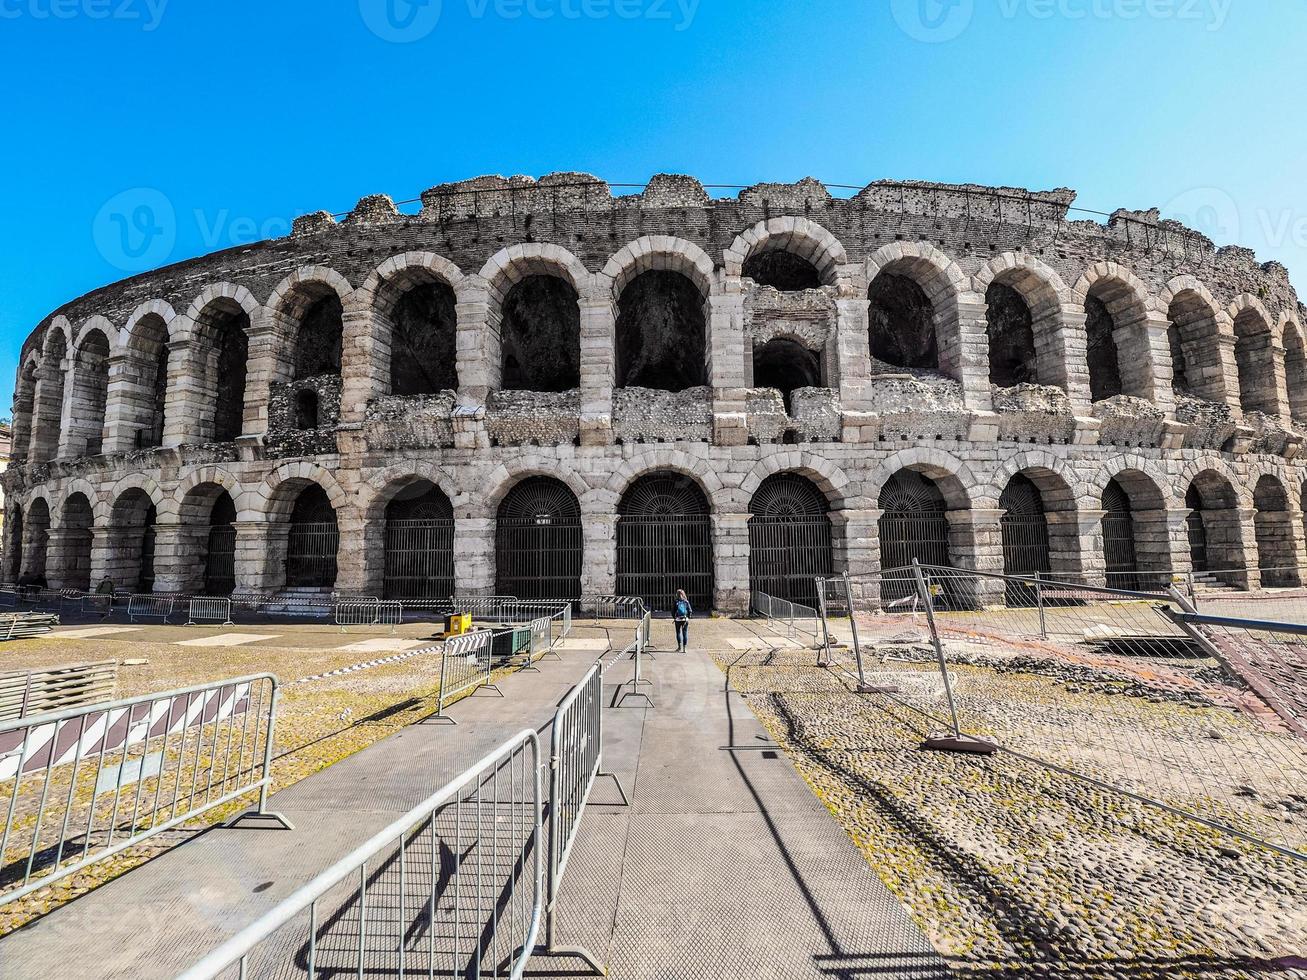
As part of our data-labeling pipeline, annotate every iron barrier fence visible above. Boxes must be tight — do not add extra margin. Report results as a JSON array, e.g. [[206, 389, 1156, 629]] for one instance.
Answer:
[[332, 596, 402, 633], [127, 593, 175, 624], [1, 674, 290, 907], [615, 613, 654, 707], [828, 562, 1307, 862], [751, 589, 821, 640], [176, 729, 542, 980], [434, 630, 494, 721], [81, 593, 113, 619], [185, 597, 234, 627]]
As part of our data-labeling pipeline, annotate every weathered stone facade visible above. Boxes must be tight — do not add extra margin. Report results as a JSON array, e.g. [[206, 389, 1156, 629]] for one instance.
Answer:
[[6, 173, 1307, 611]]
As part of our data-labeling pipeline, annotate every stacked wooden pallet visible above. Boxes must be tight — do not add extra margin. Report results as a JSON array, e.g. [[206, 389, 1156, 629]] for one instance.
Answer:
[[0, 612, 60, 641], [0, 659, 118, 722]]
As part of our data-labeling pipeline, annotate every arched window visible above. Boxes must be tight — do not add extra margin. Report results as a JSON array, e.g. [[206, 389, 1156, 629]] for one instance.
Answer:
[[384, 481, 455, 600], [615, 271, 707, 391], [752, 338, 822, 413], [1283, 325, 1307, 426], [1166, 291, 1222, 403], [999, 474, 1050, 606], [390, 282, 458, 396], [1085, 293, 1124, 401], [741, 251, 821, 291], [1253, 475, 1299, 588], [192, 300, 250, 443], [1233, 309, 1277, 416], [284, 484, 338, 588], [868, 273, 937, 371], [295, 389, 320, 431], [985, 283, 1037, 387], [495, 477, 582, 601], [877, 470, 949, 606], [69, 330, 110, 457], [31, 329, 68, 463], [293, 293, 344, 382], [616, 471, 713, 610], [747, 474, 831, 606], [500, 276, 581, 392]]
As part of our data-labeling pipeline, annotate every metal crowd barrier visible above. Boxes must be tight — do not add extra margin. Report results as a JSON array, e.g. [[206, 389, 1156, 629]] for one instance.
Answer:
[[615, 613, 654, 707], [434, 630, 494, 721], [186, 596, 235, 626], [751, 589, 821, 640], [176, 730, 543, 980], [0, 673, 291, 908], [528, 614, 557, 660], [80, 593, 113, 619], [333, 597, 382, 631], [127, 593, 175, 624]]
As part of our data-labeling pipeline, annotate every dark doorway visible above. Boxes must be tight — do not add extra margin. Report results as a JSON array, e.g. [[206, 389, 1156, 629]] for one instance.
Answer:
[[495, 478, 583, 601], [384, 482, 455, 600], [285, 485, 339, 588], [617, 472, 714, 611], [747, 474, 832, 607], [877, 470, 950, 607], [1000, 474, 1051, 606], [205, 493, 237, 596]]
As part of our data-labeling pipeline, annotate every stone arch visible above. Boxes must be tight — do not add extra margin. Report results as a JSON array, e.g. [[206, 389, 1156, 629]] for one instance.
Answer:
[[615, 467, 715, 610], [746, 468, 836, 605], [1282, 319, 1307, 426], [55, 490, 95, 591], [1098, 467, 1170, 589], [1183, 467, 1248, 587], [363, 469, 459, 600], [605, 450, 726, 510], [172, 466, 242, 523], [974, 253, 1070, 390], [362, 463, 462, 524], [30, 323, 70, 463], [106, 481, 164, 591], [184, 284, 258, 443], [1159, 276, 1230, 407], [267, 266, 353, 383], [1253, 473, 1300, 587], [257, 461, 351, 523], [864, 242, 967, 379], [4, 501, 23, 583], [606, 237, 713, 392], [19, 495, 52, 584], [739, 453, 849, 510], [480, 245, 589, 393], [170, 474, 241, 595], [868, 448, 975, 512], [725, 217, 847, 288], [1073, 262, 1152, 402], [11, 355, 40, 463], [1228, 294, 1280, 416], [484, 459, 592, 518], [358, 252, 469, 398], [67, 325, 111, 457], [494, 473, 584, 601], [114, 301, 178, 451]]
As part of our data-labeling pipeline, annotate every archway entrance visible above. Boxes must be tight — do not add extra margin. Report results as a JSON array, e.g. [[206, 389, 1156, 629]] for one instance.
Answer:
[[617, 472, 713, 611], [61, 494, 94, 592], [747, 474, 832, 607], [284, 485, 338, 588], [495, 478, 582, 601], [1101, 479, 1139, 590], [384, 482, 455, 600], [1000, 474, 1051, 606], [878, 470, 950, 606], [205, 493, 237, 595], [1185, 484, 1208, 573], [1253, 476, 1300, 588]]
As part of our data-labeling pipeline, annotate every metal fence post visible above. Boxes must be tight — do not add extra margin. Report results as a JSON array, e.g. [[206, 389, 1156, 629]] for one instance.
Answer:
[[911, 560, 996, 755], [842, 572, 867, 690], [1034, 571, 1047, 639]]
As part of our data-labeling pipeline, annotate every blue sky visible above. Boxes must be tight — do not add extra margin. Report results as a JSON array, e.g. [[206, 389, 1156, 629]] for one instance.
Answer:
[[2, 0, 1304, 411]]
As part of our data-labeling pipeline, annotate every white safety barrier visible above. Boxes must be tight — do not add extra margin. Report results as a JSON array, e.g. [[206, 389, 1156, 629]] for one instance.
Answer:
[[128, 594, 175, 624], [177, 730, 542, 980], [186, 597, 235, 626], [434, 629, 494, 720], [0, 674, 290, 907]]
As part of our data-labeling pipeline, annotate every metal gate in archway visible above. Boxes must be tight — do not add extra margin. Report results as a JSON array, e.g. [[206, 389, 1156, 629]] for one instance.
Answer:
[[878, 470, 951, 608], [138, 505, 157, 593], [748, 474, 831, 607], [204, 493, 237, 595], [384, 485, 455, 600], [1000, 475, 1050, 607], [617, 472, 713, 611], [1102, 480, 1140, 591], [1185, 485, 1208, 573], [495, 477, 582, 601], [285, 485, 339, 588]]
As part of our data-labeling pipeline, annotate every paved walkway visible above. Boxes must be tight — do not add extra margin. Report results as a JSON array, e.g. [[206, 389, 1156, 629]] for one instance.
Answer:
[[0, 620, 946, 979]]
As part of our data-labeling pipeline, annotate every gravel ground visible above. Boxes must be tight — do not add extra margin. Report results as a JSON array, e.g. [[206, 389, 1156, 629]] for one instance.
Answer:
[[0, 628, 544, 934], [711, 641, 1307, 980]]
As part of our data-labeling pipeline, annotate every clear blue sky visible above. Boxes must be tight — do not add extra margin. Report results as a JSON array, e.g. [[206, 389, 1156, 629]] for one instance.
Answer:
[[2, 0, 1305, 411]]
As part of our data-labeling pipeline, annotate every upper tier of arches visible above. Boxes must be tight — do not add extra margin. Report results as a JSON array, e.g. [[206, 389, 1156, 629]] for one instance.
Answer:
[[11, 220, 1304, 465]]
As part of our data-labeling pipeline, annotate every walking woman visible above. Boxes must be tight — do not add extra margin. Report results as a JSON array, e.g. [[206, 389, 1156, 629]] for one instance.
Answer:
[[673, 588, 692, 652]]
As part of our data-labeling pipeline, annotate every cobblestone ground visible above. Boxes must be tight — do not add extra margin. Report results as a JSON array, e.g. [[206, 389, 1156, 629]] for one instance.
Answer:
[[0, 625, 572, 934], [711, 638, 1307, 980]]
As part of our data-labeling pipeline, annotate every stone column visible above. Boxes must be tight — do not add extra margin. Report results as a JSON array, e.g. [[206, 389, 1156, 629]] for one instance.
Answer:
[[1057, 306, 1094, 414], [1254, 510, 1304, 587], [455, 278, 494, 406], [339, 303, 379, 427], [834, 265, 872, 413], [1223, 507, 1260, 590], [578, 295, 615, 446], [102, 350, 138, 455], [1130, 508, 1180, 588], [1212, 334, 1243, 417], [709, 291, 748, 446], [151, 523, 198, 593], [712, 511, 750, 614], [453, 515, 495, 597], [1078, 508, 1109, 588], [334, 514, 367, 594], [162, 335, 205, 447], [948, 508, 1005, 606], [45, 527, 89, 591], [950, 293, 994, 413], [1044, 510, 1087, 581], [88, 526, 115, 590], [831, 508, 879, 580], [234, 521, 283, 593], [1128, 313, 1178, 418], [581, 510, 617, 596], [241, 309, 284, 439]]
